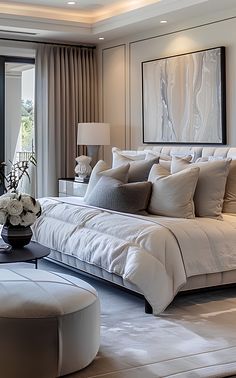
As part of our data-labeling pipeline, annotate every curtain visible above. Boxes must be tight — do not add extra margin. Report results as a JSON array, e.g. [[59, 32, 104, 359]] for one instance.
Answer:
[[35, 44, 98, 197]]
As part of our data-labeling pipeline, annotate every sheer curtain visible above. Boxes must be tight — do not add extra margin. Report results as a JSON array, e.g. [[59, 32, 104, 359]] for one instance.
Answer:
[[35, 44, 98, 197]]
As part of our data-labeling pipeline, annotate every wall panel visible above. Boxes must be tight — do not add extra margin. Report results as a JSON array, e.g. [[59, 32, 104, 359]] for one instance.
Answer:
[[102, 44, 126, 165], [99, 16, 236, 151]]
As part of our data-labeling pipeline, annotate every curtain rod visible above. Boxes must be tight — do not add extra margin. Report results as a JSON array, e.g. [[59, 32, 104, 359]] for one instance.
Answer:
[[0, 36, 96, 49]]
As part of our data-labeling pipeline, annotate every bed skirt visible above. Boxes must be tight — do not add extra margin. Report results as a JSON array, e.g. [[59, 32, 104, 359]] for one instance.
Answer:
[[48, 249, 236, 296]]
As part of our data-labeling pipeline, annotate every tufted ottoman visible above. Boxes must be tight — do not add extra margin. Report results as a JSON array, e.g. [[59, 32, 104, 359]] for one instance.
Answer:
[[0, 269, 100, 378]]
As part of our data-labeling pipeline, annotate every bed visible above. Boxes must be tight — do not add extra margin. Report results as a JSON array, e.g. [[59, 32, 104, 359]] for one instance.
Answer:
[[32, 146, 236, 315]]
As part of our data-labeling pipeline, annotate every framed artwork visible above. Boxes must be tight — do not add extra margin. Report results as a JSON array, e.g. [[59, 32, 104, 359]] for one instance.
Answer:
[[142, 46, 226, 144]]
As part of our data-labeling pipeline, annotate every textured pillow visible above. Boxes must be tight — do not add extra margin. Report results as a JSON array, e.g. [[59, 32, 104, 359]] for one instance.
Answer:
[[84, 160, 129, 201], [85, 176, 152, 214], [148, 164, 200, 218], [171, 157, 231, 219]]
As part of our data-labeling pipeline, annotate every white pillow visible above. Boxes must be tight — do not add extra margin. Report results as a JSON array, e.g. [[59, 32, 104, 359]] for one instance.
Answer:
[[112, 147, 146, 167], [171, 156, 231, 219], [148, 164, 200, 218]]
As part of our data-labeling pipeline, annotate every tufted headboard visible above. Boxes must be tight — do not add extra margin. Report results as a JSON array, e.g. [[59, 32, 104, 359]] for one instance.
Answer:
[[137, 145, 236, 161]]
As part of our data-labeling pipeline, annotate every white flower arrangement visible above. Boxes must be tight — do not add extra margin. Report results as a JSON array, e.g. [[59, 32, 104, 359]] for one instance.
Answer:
[[0, 192, 41, 227]]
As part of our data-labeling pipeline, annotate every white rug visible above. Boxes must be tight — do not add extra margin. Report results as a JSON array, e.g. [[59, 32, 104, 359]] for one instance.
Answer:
[[2, 260, 236, 378]]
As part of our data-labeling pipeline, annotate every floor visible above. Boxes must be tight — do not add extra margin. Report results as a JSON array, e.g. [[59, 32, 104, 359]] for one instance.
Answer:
[[2, 258, 236, 378]]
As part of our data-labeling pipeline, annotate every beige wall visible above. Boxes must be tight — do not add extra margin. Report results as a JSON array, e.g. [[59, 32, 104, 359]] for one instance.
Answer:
[[98, 16, 236, 160]]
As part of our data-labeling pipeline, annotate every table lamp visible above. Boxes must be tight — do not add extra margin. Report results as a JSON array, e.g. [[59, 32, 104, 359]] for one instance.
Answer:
[[77, 122, 110, 170]]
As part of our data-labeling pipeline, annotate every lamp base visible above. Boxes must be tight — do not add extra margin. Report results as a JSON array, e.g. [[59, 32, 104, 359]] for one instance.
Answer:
[[87, 145, 100, 168]]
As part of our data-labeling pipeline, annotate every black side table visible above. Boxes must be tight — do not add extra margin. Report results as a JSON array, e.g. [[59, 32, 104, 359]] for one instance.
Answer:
[[0, 241, 50, 269]]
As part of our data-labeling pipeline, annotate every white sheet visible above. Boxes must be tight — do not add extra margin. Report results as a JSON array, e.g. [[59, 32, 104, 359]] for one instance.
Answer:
[[32, 197, 236, 314]]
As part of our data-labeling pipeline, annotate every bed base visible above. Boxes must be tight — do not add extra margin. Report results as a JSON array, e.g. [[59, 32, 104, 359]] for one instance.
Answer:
[[45, 251, 236, 315], [45, 256, 153, 314]]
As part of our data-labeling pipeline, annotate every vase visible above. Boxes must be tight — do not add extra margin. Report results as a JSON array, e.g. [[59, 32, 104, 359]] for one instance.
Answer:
[[1, 225, 33, 248]]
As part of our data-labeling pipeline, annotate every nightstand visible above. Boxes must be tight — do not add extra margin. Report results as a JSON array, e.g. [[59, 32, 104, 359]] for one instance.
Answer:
[[58, 178, 88, 197]]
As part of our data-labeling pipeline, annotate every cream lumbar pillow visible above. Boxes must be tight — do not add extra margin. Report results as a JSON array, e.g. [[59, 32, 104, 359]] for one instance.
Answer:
[[148, 164, 200, 218], [171, 156, 231, 219], [84, 160, 130, 201]]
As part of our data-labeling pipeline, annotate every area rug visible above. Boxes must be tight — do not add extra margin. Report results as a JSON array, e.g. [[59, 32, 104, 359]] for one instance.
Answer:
[[2, 260, 236, 378]]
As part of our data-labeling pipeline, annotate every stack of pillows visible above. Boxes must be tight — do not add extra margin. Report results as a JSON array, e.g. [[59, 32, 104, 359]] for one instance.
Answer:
[[84, 147, 236, 220]]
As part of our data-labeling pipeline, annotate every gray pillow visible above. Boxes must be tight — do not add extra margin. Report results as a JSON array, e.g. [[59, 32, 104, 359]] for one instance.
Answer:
[[85, 176, 152, 214], [111, 152, 159, 182], [128, 157, 159, 182], [84, 160, 130, 201]]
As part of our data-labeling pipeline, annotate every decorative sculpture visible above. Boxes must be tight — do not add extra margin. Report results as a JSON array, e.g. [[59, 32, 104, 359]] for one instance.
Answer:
[[74, 155, 92, 182]]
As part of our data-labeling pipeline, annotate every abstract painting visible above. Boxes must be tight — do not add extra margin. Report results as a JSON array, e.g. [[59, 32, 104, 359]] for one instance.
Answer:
[[142, 47, 226, 144]]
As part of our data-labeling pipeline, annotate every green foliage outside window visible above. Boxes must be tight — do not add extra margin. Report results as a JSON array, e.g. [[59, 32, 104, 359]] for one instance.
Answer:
[[21, 99, 34, 151]]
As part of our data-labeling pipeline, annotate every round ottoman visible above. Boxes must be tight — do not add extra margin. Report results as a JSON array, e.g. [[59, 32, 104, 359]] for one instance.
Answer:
[[0, 268, 100, 378]]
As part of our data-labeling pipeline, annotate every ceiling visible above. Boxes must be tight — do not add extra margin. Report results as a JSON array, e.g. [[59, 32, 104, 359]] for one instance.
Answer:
[[0, 0, 236, 45]]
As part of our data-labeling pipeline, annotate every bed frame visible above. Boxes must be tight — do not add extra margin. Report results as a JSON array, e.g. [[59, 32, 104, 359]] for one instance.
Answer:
[[49, 145, 236, 314]]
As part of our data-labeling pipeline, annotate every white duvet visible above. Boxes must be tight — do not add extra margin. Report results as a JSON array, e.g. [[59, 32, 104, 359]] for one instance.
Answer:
[[32, 197, 236, 314]]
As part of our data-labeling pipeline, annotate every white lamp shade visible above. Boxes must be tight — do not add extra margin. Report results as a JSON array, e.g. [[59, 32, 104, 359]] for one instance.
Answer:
[[77, 123, 110, 146]]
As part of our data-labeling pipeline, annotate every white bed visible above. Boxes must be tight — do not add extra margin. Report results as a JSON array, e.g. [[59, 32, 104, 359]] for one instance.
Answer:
[[32, 146, 236, 315]]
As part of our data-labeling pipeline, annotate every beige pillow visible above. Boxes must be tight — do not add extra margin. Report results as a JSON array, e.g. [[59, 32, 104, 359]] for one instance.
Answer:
[[194, 156, 236, 214], [84, 160, 129, 200], [148, 164, 200, 218], [222, 160, 236, 213], [171, 157, 231, 219]]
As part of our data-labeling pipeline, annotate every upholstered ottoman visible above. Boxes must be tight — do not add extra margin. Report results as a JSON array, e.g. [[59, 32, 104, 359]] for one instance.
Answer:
[[0, 269, 100, 378]]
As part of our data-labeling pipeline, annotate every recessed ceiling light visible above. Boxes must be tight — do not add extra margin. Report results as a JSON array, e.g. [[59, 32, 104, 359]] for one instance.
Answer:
[[99, 37, 104, 40], [67, 1, 76, 5], [160, 20, 167, 24]]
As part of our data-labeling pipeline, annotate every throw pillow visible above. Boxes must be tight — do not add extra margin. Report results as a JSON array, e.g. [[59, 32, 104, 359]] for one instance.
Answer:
[[127, 157, 160, 182], [112, 155, 159, 182], [148, 164, 200, 218], [193, 156, 236, 213], [222, 160, 236, 213], [85, 176, 152, 214], [84, 160, 129, 201], [112, 147, 146, 167], [171, 156, 231, 219], [145, 152, 171, 171]]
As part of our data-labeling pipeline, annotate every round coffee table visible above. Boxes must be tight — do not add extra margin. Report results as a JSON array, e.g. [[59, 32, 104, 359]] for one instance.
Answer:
[[0, 241, 50, 269]]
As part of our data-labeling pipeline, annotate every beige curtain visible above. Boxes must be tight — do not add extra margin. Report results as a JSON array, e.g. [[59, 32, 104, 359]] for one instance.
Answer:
[[35, 44, 98, 197]]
